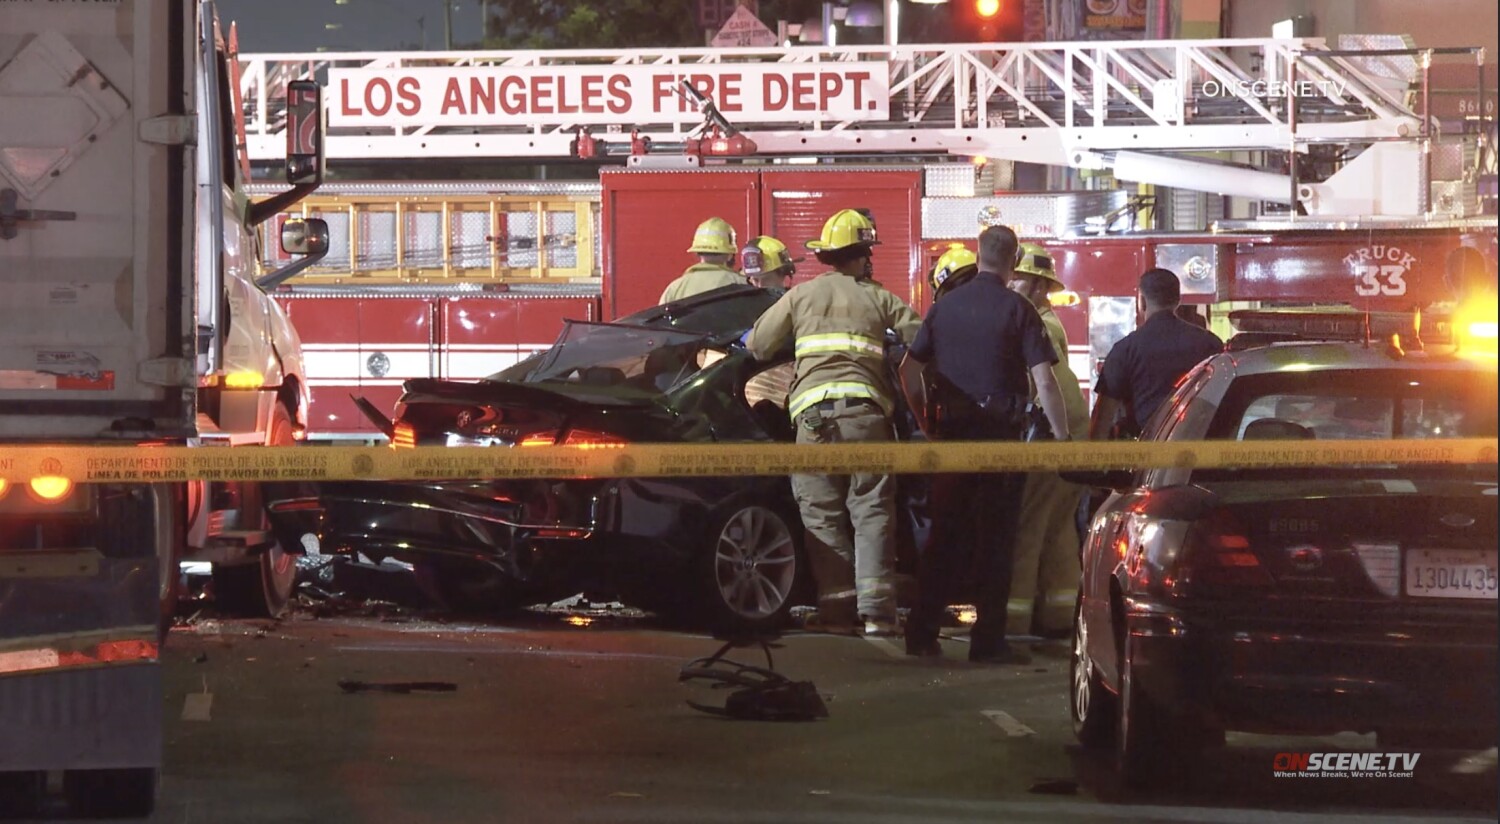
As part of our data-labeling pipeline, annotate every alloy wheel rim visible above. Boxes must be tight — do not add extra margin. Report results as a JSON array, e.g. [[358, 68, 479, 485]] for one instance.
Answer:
[[1072, 614, 1091, 722], [714, 506, 796, 620]]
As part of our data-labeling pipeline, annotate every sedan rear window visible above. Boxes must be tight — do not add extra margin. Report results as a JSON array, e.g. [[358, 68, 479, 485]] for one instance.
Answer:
[[1217, 369, 1497, 442]]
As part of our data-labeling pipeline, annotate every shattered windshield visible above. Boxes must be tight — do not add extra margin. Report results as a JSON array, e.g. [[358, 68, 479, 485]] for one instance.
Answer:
[[519, 321, 713, 394]]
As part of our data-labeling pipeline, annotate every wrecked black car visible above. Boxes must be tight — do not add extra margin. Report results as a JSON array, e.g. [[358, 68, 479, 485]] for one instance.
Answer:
[[271, 286, 839, 631]]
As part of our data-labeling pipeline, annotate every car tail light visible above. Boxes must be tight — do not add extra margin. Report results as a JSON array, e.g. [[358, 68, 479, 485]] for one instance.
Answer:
[[391, 421, 417, 449], [28, 476, 73, 503], [518, 429, 628, 448], [559, 429, 628, 448], [1175, 516, 1273, 592], [519, 432, 558, 447], [0, 479, 8, 501]]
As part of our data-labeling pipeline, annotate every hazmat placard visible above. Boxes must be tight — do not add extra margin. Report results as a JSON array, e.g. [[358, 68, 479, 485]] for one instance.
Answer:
[[711, 6, 779, 48]]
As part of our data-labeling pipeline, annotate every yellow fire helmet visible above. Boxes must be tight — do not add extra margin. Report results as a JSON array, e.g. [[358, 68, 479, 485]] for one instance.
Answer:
[[1015, 242, 1065, 292], [741, 236, 802, 277], [930, 243, 978, 295], [687, 217, 738, 255], [806, 208, 880, 252]]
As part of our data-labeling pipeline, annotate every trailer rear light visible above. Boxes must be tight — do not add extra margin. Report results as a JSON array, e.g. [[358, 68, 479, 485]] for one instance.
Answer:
[[28, 476, 73, 503], [535, 528, 590, 539], [224, 370, 265, 389], [391, 421, 417, 448]]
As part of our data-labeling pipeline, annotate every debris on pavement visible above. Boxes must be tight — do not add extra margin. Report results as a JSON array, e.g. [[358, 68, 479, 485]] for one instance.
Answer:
[[338, 680, 458, 695], [1028, 779, 1079, 795]]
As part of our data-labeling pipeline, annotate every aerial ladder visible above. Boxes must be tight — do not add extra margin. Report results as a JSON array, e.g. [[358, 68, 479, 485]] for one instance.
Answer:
[[237, 37, 1493, 220]]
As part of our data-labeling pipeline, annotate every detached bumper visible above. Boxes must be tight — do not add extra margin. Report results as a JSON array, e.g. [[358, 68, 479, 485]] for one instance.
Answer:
[[1126, 600, 1499, 741]]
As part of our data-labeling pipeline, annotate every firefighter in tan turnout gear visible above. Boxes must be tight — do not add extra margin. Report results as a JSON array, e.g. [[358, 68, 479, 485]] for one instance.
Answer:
[[745, 209, 921, 636], [659, 217, 744, 304], [1006, 243, 1089, 637], [741, 235, 801, 291]]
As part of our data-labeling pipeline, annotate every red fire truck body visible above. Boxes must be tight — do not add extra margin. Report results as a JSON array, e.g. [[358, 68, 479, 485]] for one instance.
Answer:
[[266, 166, 1494, 440], [278, 289, 598, 439]]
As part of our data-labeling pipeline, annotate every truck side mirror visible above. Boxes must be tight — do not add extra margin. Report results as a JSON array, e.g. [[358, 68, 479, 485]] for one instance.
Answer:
[[280, 218, 329, 256], [285, 79, 323, 187], [247, 80, 325, 227], [259, 218, 330, 290]]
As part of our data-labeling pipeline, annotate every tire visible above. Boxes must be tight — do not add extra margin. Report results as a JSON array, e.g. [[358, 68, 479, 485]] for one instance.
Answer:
[[213, 403, 298, 618], [0, 771, 45, 818], [158, 484, 186, 642], [694, 503, 801, 633], [1071, 599, 1116, 748], [1115, 633, 1213, 790], [63, 768, 157, 818]]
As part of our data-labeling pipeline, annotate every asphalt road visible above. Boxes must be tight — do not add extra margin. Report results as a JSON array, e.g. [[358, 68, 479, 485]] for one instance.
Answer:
[[9, 605, 1497, 823]]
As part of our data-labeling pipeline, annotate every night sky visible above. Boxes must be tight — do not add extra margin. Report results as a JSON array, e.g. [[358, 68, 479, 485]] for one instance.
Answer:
[[218, 0, 484, 53]]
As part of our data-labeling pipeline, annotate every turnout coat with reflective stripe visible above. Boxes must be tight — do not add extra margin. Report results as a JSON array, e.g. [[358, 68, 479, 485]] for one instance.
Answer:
[[659, 263, 744, 305], [746, 272, 921, 417]]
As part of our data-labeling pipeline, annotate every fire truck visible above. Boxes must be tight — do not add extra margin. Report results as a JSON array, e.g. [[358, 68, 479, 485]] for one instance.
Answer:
[[235, 37, 1496, 439]]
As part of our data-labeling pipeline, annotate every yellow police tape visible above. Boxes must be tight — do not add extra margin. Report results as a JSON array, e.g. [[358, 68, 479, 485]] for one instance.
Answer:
[[1, 439, 1495, 484]]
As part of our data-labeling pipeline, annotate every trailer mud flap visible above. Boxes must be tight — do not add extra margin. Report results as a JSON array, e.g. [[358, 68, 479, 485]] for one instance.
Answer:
[[0, 549, 163, 771], [0, 662, 162, 772]]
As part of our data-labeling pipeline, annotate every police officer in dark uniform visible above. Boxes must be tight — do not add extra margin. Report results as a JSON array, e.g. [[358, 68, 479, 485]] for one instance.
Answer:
[[899, 225, 1071, 664], [1089, 268, 1223, 439]]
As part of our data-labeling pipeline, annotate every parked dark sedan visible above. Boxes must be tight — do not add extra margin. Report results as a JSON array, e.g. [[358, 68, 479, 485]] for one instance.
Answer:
[[1069, 325, 1498, 788], [270, 286, 833, 631]]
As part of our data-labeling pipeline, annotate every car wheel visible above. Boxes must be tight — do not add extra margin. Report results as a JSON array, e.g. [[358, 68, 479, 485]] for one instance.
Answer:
[[213, 404, 298, 618], [1071, 600, 1116, 748], [414, 559, 528, 617], [63, 768, 157, 818], [1116, 633, 1172, 789], [1116, 633, 1214, 790], [697, 503, 801, 633]]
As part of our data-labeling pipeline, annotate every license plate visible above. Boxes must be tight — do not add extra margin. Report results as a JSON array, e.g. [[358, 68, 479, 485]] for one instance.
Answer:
[[1405, 549, 1499, 600]]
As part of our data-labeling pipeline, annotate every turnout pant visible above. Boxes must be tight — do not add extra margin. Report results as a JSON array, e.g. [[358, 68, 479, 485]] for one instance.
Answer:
[[907, 467, 1027, 657], [1009, 471, 1085, 634], [789, 398, 898, 623]]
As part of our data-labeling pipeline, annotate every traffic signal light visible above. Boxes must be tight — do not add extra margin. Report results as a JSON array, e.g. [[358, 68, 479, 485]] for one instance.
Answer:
[[952, 0, 1023, 42]]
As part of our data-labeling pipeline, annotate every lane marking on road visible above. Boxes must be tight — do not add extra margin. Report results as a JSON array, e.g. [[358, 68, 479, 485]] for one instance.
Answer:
[[863, 636, 906, 658], [333, 642, 682, 662], [982, 709, 1036, 737], [1452, 747, 1498, 774]]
